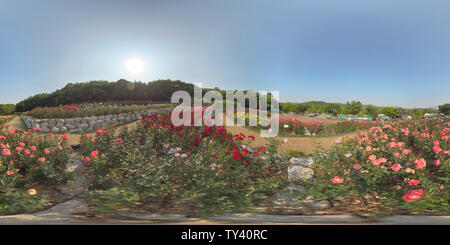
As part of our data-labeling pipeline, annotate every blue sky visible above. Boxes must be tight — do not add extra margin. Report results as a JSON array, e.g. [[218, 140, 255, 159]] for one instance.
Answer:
[[1, 0, 449, 108]]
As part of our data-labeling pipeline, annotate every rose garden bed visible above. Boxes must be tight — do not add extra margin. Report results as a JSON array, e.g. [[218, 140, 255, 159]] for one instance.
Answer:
[[236, 111, 381, 137], [23, 103, 171, 119], [1, 107, 448, 218], [21, 105, 171, 134], [0, 124, 73, 215]]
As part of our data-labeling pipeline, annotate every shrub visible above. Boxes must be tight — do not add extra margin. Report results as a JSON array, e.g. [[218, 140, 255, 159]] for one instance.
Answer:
[[286, 150, 306, 158], [305, 117, 449, 212], [0, 125, 72, 214], [276, 118, 380, 137], [80, 110, 286, 215]]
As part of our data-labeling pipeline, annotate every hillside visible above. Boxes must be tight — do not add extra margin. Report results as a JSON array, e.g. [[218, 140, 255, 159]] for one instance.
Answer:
[[16, 79, 197, 112]]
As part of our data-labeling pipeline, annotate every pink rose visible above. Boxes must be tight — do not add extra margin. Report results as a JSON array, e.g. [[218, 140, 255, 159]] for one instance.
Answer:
[[408, 179, 420, 186], [83, 157, 91, 163], [433, 145, 442, 154], [91, 151, 99, 159], [331, 176, 344, 184], [390, 164, 402, 171], [434, 159, 440, 166], [378, 157, 387, 163], [402, 189, 424, 202], [2, 149, 11, 156], [368, 155, 377, 161], [388, 142, 396, 148], [414, 158, 426, 169]]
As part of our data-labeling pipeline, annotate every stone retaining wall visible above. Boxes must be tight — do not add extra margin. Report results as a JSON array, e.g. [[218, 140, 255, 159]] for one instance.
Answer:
[[21, 107, 171, 133]]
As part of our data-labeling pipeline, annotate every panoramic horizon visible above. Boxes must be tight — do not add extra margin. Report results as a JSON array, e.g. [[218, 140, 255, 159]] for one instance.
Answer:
[[4, 78, 446, 110], [0, 0, 449, 230], [1, 0, 450, 108]]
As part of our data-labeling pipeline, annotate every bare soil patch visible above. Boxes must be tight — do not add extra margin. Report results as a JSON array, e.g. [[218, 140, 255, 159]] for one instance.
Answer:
[[226, 126, 357, 154]]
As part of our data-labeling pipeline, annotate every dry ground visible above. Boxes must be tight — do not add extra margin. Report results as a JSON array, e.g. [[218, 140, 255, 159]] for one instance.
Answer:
[[226, 126, 357, 154]]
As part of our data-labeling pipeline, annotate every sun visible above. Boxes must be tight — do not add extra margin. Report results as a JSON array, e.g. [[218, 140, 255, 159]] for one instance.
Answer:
[[124, 57, 145, 75]]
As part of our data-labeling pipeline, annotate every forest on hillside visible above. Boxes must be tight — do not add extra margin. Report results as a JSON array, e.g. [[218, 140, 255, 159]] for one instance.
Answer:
[[13, 79, 275, 112], [15, 79, 196, 112]]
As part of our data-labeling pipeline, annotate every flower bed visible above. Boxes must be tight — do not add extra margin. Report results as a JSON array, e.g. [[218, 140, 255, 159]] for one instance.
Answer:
[[278, 120, 381, 136], [304, 116, 449, 213], [79, 109, 286, 215], [234, 111, 379, 137], [0, 116, 13, 126], [24, 103, 171, 119], [0, 125, 72, 215], [21, 107, 171, 134]]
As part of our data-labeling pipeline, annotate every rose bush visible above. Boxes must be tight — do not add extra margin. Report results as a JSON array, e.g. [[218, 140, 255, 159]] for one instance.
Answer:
[[80, 109, 286, 215], [304, 116, 449, 212], [0, 125, 72, 214], [278, 119, 380, 136]]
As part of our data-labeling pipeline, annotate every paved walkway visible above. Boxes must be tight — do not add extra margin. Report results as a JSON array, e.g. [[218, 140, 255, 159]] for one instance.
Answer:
[[1, 202, 449, 224]]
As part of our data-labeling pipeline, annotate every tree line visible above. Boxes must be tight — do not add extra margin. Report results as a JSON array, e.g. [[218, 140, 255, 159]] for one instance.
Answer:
[[2, 79, 449, 116], [0, 104, 16, 115], [13, 79, 274, 112], [280, 101, 449, 119], [15, 79, 197, 112]]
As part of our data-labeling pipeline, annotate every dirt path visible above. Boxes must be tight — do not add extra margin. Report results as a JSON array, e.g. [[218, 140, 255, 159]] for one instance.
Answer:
[[226, 126, 357, 154], [5, 116, 26, 130]]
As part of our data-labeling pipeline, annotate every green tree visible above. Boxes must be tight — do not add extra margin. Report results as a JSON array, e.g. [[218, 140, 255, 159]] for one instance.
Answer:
[[345, 101, 363, 115], [410, 109, 423, 120], [365, 105, 379, 116], [381, 106, 399, 117], [0, 104, 16, 115], [325, 103, 341, 116], [438, 104, 450, 115]]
